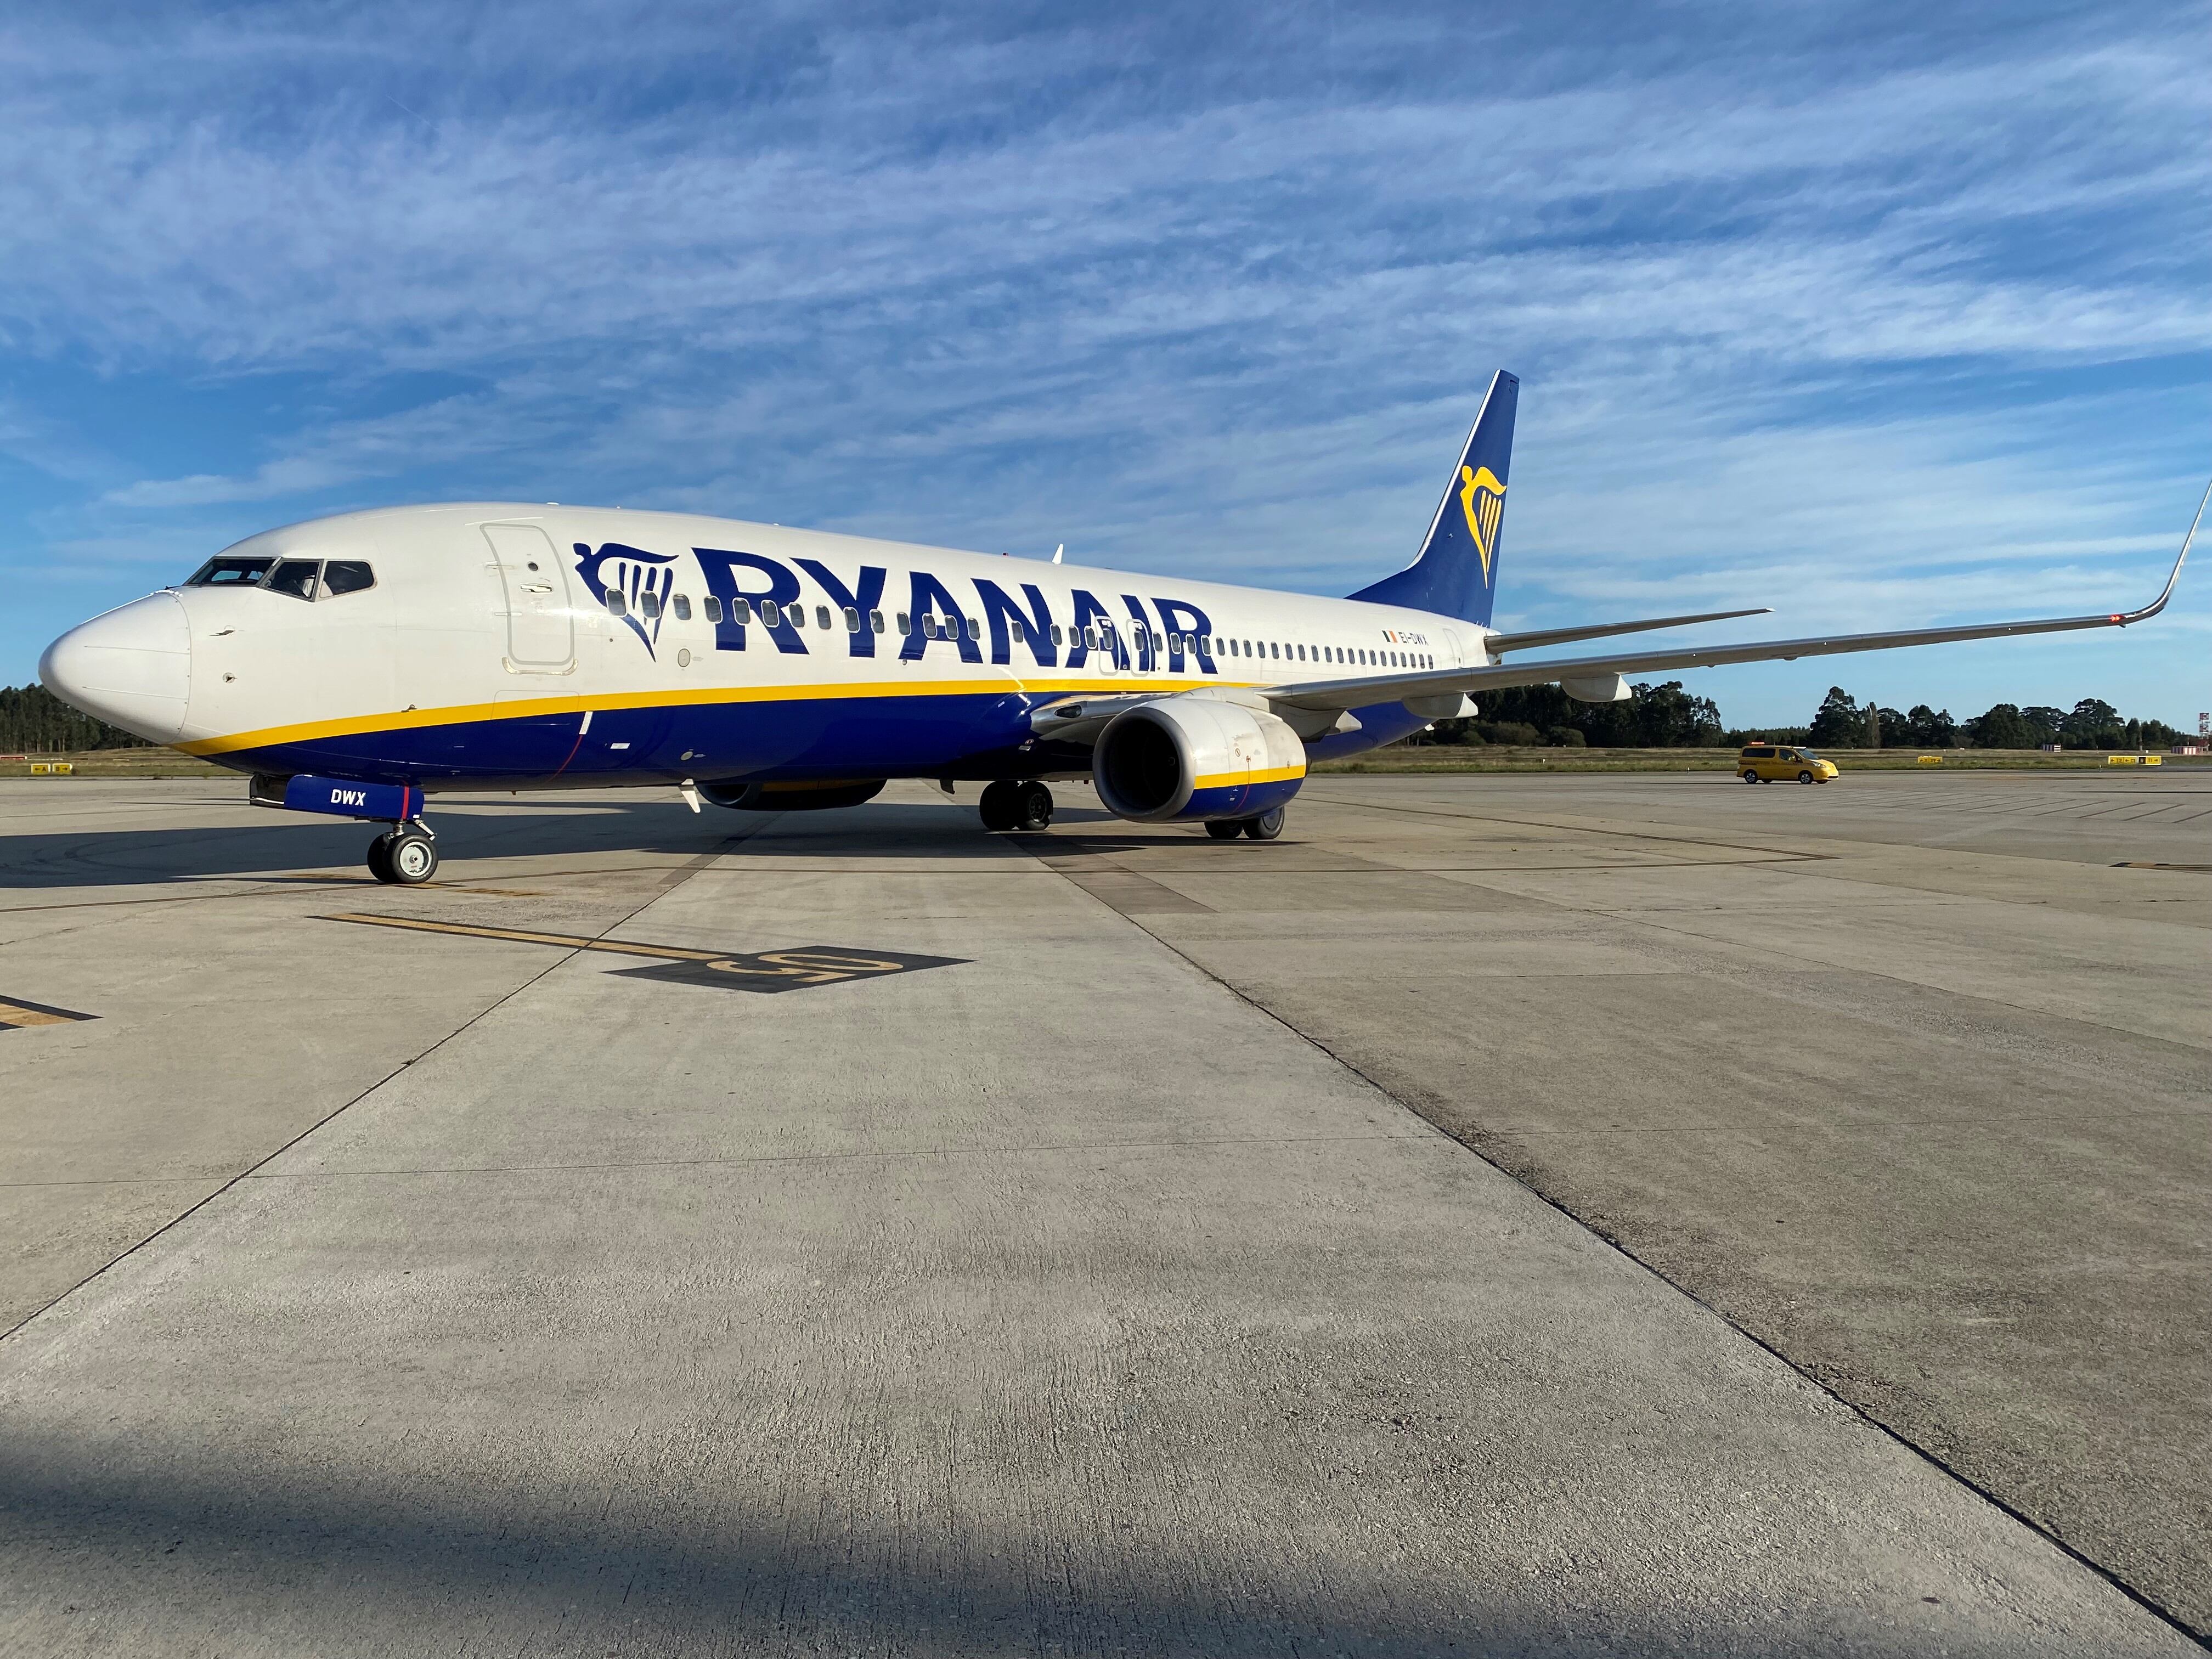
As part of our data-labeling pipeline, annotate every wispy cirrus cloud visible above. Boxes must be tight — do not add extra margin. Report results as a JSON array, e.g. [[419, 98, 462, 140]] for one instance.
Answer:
[[2, 1, 2207, 721]]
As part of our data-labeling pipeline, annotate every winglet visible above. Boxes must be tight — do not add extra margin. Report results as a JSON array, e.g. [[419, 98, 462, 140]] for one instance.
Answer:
[[2119, 470, 2208, 623]]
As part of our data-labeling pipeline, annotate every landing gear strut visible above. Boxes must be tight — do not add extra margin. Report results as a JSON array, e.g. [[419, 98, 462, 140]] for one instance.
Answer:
[[367, 821, 438, 884], [979, 779, 1054, 832]]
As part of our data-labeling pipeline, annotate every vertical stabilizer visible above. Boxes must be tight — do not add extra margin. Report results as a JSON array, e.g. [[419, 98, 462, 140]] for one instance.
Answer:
[[1348, 370, 1517, 625]]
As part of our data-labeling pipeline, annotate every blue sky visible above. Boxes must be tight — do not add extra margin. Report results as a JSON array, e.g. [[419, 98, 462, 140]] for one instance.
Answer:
[[5, 1, 2209, 728]]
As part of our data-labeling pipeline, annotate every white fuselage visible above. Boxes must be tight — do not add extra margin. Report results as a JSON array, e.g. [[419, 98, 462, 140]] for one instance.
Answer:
[[43, 503, 1478, 789]]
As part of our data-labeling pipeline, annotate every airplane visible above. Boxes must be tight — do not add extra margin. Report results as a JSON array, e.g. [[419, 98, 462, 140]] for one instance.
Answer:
[[37, 371, 2203, 885]]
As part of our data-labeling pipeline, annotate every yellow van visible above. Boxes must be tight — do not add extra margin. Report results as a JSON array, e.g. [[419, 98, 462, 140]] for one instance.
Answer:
[[1739, 743, 1838, 784]]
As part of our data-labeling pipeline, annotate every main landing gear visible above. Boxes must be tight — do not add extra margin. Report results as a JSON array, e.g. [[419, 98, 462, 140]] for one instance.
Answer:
[[366, 822, 438, 884], [1204, 806, 1286, 840], [978, 779, 1055, 832]]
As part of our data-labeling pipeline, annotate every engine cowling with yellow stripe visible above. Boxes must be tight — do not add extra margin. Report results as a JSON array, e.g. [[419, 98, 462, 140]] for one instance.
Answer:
[[1093, 695, 1306, 823]]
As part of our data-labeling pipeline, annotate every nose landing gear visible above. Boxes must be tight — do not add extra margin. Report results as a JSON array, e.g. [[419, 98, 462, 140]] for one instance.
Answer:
[[366, 822, 438, 884]]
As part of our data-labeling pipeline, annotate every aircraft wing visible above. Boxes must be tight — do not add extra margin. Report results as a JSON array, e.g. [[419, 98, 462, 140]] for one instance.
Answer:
[[1271, 506, 2202, 715], [1483, 607, 1770, 654]]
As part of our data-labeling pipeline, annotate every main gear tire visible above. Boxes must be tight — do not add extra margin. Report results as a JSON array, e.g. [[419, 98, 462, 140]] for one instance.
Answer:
[[978, 779, 1020, 832], [1011, 781, 1054, 832], [1204, 820, 1243, 840], [1243, 807, 1286, 841]]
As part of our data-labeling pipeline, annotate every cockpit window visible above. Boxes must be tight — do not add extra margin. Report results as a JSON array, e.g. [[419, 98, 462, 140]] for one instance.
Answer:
[[186, 555, 277, 586], [182, 555, 376, 598], [265, 559, 321, 599]]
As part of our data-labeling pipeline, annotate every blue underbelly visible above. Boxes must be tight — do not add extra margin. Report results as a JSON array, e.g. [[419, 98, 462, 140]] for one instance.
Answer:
[[222, 690, 1039, 788]]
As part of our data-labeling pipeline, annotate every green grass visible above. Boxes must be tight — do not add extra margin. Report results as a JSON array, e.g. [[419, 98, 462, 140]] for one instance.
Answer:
[[5, 748, 234, 780], [1313, 746, 2208, 775]]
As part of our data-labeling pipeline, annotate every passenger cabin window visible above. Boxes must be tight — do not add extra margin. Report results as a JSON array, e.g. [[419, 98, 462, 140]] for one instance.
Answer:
[[897, 611, 912, 634], [185, 555, 277, 586], [605, 588, 628, 616], [703, 595, 724, 623], [731, 598, 753, 625], [673, 594, 692, 622], [870, 610, 885, 633], [759, 600, 781, 627], [819, 605, 833, 631], [639, 591, 661, 621], [843, 606, 861, 632]]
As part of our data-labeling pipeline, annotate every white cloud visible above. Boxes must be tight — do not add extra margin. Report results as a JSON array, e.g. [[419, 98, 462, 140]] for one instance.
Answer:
[[3, 3, 2209, 719]]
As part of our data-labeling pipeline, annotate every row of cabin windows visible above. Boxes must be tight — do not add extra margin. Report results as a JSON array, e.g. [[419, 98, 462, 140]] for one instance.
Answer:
[[602, 586, 1432, 672]]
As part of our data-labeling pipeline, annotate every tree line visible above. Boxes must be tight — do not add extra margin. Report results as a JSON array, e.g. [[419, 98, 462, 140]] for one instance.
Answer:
[[1411, 680, 2189, 750], [0, 684, 153, 752], [1414, 681, 1724, 749], [1798, 687, 2186, 751]]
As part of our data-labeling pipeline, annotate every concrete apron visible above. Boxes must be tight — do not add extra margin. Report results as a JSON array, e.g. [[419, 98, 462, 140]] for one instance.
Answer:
[[0, 791, 2188, 1656]]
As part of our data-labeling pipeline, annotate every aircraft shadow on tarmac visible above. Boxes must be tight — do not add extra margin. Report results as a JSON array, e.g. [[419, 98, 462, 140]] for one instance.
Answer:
[[0, 1452, 1751, 1655], [0, 802, 1243, 890]]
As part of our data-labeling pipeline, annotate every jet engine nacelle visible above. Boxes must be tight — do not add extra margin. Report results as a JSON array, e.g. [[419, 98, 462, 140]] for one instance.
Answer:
[[1093, 696, 1306, 823], [699, 779, 887, 811]]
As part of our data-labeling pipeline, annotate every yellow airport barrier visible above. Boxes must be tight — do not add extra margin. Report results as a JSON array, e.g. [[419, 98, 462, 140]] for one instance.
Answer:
[[28, 761, 73, 776], [1917, 754, 1942, 765], [2107, 754, 2162, 766]]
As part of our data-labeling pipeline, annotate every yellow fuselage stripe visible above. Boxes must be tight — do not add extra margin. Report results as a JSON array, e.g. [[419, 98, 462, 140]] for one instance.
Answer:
[[176, 674, 1247, 758]]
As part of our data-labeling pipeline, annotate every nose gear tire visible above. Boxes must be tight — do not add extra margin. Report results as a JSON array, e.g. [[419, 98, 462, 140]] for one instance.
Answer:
[[387, 829, 438, 884]]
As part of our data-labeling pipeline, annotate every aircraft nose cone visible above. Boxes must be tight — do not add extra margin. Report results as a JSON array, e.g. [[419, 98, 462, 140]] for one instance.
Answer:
[[39, 592, 193, 744]]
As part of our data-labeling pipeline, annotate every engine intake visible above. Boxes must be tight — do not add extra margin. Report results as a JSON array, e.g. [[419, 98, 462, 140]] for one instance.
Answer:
[[1094, 697, 1306, 822]]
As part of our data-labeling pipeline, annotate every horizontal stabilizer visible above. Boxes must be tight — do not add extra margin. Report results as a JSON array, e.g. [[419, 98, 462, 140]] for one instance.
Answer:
[[1486, 608, 1770, 655]]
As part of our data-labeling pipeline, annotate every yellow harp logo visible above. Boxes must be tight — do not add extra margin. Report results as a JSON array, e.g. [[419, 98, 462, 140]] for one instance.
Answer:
[[1459, 465, 1506, 582]]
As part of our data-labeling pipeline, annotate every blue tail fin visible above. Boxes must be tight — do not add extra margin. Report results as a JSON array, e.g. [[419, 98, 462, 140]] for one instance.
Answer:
[[1348, 370, 1517, 626]]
